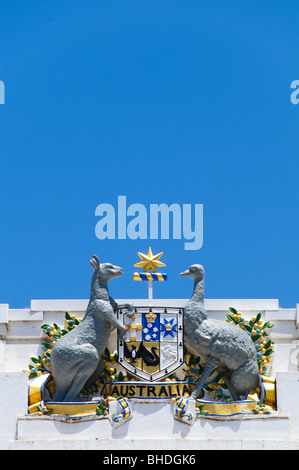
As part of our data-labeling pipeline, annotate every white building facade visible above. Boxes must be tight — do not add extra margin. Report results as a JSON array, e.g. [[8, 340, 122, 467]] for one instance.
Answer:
[[0, 298, 299, 450]]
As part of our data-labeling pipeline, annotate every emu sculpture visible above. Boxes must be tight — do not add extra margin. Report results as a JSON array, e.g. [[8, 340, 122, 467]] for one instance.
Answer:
[[51, 255, 133, 402], [180, 264, 260, 401]]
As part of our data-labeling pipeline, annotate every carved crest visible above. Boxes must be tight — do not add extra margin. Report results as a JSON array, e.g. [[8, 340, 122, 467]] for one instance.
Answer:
[[118, 306, 184, 381]]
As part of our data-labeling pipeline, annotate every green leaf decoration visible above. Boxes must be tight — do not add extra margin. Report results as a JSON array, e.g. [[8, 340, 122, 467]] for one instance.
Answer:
[[30, 357, 40, 364], [251, 334, 262, 342], [265, 349, 273, 356], [264, 340, 272, 349], [229, 307, 238, 314], [227, 314, 235, 322], [214, 374, 223, 382], [189, 354, 195, 365], [255, 312, 262, 323]]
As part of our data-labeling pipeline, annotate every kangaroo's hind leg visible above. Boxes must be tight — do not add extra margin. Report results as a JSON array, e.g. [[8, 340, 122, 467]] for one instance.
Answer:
[[84, 359, 105, 391], [63, 356, 100, 401], [63, 372, 93, 402], [52, 369, 84, 402], [51, 364, 76, 402], [52, 385, 69, 402], [59, 345, 99, 402]]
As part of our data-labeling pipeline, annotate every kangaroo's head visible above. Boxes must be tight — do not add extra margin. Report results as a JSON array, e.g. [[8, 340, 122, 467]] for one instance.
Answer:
[[90, 255, 123, 297], [90, 255, 123, 282]]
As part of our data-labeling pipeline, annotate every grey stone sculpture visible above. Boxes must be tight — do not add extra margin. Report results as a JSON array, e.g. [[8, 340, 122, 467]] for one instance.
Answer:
[[51, 255, 134, 402], [180, 264, 260, 401]]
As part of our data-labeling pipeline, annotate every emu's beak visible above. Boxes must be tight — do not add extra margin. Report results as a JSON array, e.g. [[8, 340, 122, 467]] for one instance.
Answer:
[[179, 269, 190, 277]]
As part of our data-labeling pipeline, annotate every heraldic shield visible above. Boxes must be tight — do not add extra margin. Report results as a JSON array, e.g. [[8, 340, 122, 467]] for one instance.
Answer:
[[118, 306, 184, 381]]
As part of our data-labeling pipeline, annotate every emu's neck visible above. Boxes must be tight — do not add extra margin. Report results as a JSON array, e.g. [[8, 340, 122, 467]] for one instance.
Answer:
[[90, 272, 110, 301], [191, 277, 204, 304]]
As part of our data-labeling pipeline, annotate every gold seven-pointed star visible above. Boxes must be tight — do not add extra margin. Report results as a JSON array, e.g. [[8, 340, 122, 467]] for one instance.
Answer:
[[134, 247, 166, 273]]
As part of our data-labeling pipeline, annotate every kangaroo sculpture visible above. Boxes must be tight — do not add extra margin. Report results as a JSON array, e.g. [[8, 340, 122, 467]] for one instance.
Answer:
[[180, 264, 260, 401], [51, 255, 134, 402]]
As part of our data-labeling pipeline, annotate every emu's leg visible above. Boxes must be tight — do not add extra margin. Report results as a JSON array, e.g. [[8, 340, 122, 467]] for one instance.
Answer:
[[222, 374, 240, 401], [191, 359, 218, 399]]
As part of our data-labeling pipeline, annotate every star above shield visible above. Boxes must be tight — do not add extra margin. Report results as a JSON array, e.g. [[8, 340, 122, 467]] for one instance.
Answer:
[[134, 247, 166, 273]]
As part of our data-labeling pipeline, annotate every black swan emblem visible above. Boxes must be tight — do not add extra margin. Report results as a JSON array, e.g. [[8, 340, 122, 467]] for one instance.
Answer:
[[124, 341, 160, 366]]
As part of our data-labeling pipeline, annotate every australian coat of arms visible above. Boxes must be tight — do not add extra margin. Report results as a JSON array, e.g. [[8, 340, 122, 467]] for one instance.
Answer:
[[27, 247, 277, 427], [118, 306, 184, 382]]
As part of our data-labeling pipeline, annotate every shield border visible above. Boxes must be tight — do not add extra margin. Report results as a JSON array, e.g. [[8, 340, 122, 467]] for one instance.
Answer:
[[117, 306, 184, 381]]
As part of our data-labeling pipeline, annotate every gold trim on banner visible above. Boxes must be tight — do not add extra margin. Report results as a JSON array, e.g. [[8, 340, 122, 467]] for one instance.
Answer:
[[28, 375, 276, 418], [46, 402, 100, 417], [196, 396, 259, 417]]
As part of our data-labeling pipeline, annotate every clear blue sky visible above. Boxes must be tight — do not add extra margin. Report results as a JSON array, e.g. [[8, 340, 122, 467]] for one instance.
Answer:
[[0, 1, 298, 308]]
